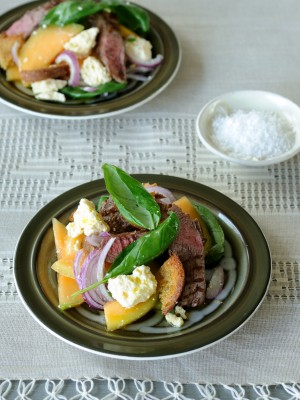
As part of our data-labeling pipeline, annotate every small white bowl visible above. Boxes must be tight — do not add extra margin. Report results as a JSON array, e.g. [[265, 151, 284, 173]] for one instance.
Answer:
[[196, 90, 300, 166]]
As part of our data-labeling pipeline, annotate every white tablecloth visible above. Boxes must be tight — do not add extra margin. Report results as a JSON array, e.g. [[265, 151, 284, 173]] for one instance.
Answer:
[[0, 0, 300, 398]]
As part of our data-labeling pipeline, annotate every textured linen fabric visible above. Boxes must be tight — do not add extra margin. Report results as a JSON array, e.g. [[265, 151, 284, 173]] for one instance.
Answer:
[[0, 0, 300, 389]]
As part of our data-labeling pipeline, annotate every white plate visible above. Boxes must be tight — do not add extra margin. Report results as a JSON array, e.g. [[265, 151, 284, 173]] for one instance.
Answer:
[[0, 0, 181, 119], [196, 90, 300, 166]]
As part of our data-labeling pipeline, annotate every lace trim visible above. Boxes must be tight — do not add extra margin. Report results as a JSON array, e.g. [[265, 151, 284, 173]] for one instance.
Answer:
[[0, 379, 299, 399]]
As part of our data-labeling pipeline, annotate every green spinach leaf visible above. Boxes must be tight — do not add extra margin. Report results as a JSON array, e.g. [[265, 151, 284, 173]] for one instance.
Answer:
[[96, 195, 109, 212], [102, 163, 161, 230], [112, 3, 150, 33], [41, 0, 150, 32], [60, 82, 126, 99], [41, 0, 103, 26], [194, 203, 225, 264]]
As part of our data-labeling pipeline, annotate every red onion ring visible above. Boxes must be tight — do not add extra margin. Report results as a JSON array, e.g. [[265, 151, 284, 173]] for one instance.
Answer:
[[206, 266, 225, 299], [126, 73, 151, 82], [75, 237, 115, 309], [11, 41, 21, 68], [55, 50, 80, 87], [73, 249, 86, 282], [81, 86, 97, 92], [85, 231, 110, 247], [145, 185, 176, 203], [127, 54, 163, 69]]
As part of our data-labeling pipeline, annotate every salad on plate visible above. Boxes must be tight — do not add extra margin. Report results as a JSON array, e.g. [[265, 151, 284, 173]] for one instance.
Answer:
[[50, 164, 237, 332], [0, 0, 163, 103]]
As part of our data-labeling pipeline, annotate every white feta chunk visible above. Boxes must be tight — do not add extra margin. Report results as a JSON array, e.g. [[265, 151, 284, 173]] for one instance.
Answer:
[[64, 27, 99, 56], [35, 91, 66, 103], [107, 266, 157, 308], [31, 79, 67, 94], [125, 36, 152, 62], [165, 312, 184, 328], [66, 198, 109, 238], [174, 305, 187, 320], [81, 56, 111, 87]]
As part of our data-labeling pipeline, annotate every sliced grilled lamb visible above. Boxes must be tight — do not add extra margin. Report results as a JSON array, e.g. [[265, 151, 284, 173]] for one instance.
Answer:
[[101, 230, 146, 264], [169, 204, 206, 307], [6, 0, 65, 39], [99, 197, 137, 233], [82, 230, 145, 266], [91, 13, 126, 83]]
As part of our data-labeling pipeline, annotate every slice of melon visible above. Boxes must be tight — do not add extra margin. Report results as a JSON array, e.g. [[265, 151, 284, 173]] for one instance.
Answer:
[[173, 196, 212, 255], [52, 218, 83, 261], [19, 23, 84, 71], [51, 258, 74, 278], [104, 293, 158, 331], [52, 218, 68, 260], [57, 273, 84, 310]]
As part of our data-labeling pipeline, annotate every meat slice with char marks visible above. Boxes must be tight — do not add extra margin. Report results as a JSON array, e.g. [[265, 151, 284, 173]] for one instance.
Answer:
[[6, 0, 65, 39], [100, 230, 146, 264], [91, 13, 126, 83], [168, 204, 206, 307], [82, 230, 146, 265], [99, 197, 137, 234]]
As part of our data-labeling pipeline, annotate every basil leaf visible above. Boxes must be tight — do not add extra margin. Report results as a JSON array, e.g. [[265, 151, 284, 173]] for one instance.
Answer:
[[60, 82, 126, 99], [96, 195, 109, 212], [41, 0, 150, 32], [105, 211, 180, 281], [41, 0, 103, 26], [194, 203, 225, 264], [102, 163, 161, 230], [113, 4, 150, 33]]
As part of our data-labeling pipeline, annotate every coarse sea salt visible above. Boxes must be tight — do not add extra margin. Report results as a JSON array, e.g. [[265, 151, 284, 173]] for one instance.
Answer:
[[211, 109, 296, 161]]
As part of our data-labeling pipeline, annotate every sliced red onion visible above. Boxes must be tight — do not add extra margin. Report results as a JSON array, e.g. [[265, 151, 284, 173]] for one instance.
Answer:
[[73, 249, 86, 282], [55, 50, 80, 87], [127, 54, 164, 69], [76, 237, 115, 309], [85, 231, 111, 247], [100, 231, 110, 237], [81, 86, 97, 92], [126, 73, 151, 82], [85, 233, 105, 247], [145, 185, 176, 203], [127, 65, 153, 73], [95, 236, 115, 280], [206, 266, 225, 299], [11, 41, 21, 68]]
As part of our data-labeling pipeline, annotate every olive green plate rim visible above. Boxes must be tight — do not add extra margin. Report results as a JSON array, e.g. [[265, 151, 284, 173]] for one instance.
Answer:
[[14, 175, 271, 359], [0, 0, 181, 119]]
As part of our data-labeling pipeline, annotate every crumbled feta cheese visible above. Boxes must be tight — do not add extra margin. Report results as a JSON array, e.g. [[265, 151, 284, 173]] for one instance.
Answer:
[[66, 198, 109, 238], [81, 56, 111, 87], [174, 305, 187, 320], [108, 266, 157, 308], [31, 79, 67, 102], [165, 312, 184, 328], [35, 91, 66, 103], [31, 79, 67, 94], [125, 36, 152, 61], [64, 27, 99, 56]]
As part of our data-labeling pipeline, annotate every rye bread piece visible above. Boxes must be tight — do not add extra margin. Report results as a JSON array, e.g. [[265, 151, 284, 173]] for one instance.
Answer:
[[156, 253, 185, 315], [20, 63, 70, 83]]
